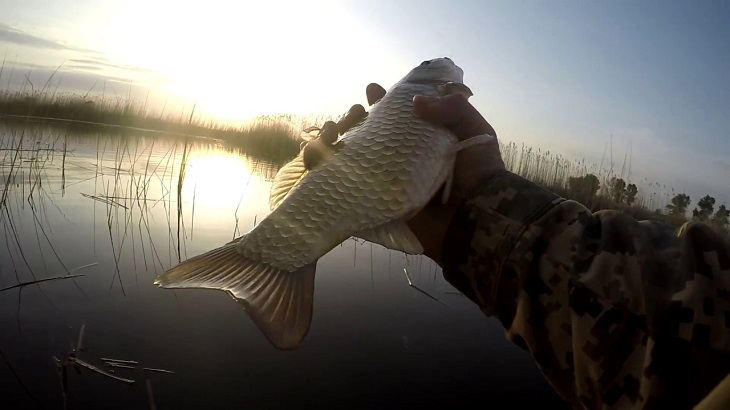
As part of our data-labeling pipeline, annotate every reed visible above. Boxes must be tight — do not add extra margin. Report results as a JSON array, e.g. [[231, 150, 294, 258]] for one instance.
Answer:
[[1, 91, 728, 245], [0, 89, 303, 164]]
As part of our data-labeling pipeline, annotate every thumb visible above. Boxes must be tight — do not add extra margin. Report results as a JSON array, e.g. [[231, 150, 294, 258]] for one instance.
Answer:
[[413, 94, 497, 141], [412, 95, 454, 126]]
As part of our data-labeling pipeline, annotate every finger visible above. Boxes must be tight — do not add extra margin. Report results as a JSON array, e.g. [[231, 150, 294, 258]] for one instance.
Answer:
[[318, 121, 338, 145], [366, 83, 386, 106], [302, 139, 331, 170], [337, 104, 367, 135], [413, 94, 497, 141]]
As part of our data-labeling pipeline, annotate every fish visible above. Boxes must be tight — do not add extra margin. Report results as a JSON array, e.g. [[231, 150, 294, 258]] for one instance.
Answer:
[[154, 57, 494, 350]]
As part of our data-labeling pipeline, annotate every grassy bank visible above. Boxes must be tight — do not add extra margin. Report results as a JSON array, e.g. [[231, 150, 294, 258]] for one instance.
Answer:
[[0, 90, 726, 235], [0, 90, 301, 164]]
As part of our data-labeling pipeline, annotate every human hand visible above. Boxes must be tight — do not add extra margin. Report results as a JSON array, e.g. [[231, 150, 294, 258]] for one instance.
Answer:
[[412, 93, 504, 203], [302, 83, 504, 267], [407, 93, 505, 266], [301, 83, 386, 170]]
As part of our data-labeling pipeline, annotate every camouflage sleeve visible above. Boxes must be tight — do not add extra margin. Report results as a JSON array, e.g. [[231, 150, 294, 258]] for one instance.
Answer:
[[441, 170, 730, 409]]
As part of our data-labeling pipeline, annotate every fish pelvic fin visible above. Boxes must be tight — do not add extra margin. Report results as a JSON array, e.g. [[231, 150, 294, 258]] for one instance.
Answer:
[[154, 240, 317, 351], [354, 221, 424, 254], [269, 153, 308, 211]]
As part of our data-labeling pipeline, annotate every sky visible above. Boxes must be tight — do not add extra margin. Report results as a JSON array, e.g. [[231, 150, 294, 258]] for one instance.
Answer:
[[0, 0, 728, 208]]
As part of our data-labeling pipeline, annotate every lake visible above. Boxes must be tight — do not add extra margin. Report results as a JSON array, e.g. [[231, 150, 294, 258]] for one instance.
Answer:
[[0, 123, 567, 409]]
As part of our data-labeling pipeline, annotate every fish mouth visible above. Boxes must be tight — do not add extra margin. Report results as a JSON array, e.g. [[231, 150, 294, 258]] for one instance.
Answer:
[[407, 77, 462, 85], [404, 58, 464, 84]]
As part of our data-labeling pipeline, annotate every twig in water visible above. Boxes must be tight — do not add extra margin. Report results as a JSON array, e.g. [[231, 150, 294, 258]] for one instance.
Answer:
[[402, 268, 449, 307], [52, 325, 174, 405], [105, 362, 135, 370], [143, 367, 175, 374], [80, 192, 129, 209], [0, 273, 84, 292], [70, 358, 135, 384], [100, 358, 139, 365], [147, 379, 157, 410], [75, 324, 86, 358], [52, 355, 68, 409]]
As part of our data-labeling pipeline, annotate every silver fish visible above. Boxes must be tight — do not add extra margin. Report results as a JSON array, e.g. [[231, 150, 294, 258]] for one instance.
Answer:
[[154, 57, 493, 350]]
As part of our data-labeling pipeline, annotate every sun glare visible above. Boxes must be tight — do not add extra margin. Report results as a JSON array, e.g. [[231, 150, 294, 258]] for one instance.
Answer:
[[99, 1, 408, 124], [181, 151, 254, 209]]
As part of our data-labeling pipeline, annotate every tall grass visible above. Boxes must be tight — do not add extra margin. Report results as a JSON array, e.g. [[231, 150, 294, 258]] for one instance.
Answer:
[[0, 90, 303, 165], [1, 86, 726, 233], [500, 141, 727, 234]]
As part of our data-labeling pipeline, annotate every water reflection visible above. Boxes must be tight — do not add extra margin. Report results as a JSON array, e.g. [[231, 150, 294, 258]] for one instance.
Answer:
[[0, 123, 566, 408]]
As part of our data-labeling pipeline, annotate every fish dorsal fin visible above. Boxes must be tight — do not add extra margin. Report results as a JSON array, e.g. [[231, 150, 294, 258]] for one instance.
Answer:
[[354, 221, 424, 254], [270, 153, 308, 211], [300, 126, 320, 142], [444, 82, 473, 98], [154, 240, 317, 350], [271, 138, 343, 210]]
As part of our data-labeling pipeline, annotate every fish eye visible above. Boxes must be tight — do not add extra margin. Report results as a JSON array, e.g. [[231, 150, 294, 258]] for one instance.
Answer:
[[444, 57, 452, 61], [420, 60, 431, 66]]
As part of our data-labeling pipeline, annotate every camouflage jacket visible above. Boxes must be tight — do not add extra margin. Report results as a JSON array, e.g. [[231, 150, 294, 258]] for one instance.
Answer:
[[441, 170, 730, 410]]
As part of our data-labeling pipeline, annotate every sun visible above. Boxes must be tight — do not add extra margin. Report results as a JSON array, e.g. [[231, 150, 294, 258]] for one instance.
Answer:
[[99, 1, 408, 124]]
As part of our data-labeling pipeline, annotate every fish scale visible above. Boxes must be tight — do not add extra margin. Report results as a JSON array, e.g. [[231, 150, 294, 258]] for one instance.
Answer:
[[238, 84, 454, 270], [155, 58, 492, 350]]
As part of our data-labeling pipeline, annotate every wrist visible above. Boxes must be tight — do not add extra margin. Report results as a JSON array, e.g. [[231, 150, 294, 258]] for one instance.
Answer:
[[439, 171, 565, 313]]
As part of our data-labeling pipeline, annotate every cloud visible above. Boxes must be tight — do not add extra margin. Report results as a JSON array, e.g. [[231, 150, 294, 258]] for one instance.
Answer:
[[0, 28, 163, 92], [0, 23, 100, 54], [67, 57, 149, 73], [2, 64, 123, 92], [0, 23, 71, 51]]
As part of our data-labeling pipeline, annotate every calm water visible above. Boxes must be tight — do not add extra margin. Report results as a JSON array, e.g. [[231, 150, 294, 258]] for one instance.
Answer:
[[0, 124, 566, 409]]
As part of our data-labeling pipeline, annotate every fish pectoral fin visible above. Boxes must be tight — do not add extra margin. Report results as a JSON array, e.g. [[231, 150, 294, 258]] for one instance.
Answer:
[[444, 82, 473, 99], [450, 133, 496, 154], [270, 153, 308, 211], [354, 221, 424, 254], [442, 133, 495, 204], [154, 241, 317, 351]]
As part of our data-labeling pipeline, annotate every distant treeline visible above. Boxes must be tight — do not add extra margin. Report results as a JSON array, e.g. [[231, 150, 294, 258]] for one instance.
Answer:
[[500, 142, 728, 235]]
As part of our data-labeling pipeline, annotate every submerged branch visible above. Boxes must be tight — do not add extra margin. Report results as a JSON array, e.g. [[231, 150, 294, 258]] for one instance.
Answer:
[[0, 273, 84, 292], [81, 193, 129, 209], [0, 263, 95, 292], [100, 358, 139, 365], [70, 358, 135, 385]]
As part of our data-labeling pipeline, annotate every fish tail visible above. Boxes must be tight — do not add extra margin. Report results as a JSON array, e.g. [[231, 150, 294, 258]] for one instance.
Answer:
[[154, 238, 317, 350]]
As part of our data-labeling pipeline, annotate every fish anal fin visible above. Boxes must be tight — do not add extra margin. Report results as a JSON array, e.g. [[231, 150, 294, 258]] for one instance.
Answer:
[[154, 241, 317, 351], [354, 221, 424, 254], [270, 154, 308, 210]]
